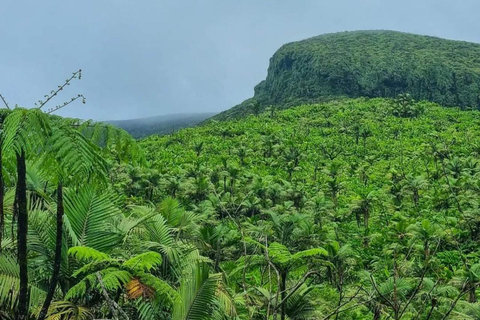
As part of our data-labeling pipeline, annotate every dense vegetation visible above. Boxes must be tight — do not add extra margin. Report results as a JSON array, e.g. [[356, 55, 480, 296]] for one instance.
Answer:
[[4, 96, 480, 319], [133, 97, 480, 319], [107, 112, 216, 138], [215, 31, 480, 120]]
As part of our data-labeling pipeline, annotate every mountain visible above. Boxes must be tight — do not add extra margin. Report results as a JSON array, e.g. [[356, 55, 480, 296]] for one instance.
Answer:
[[214, 30, 480, 120], [107, 112, 217, 138], [7, 30, 480, 319]]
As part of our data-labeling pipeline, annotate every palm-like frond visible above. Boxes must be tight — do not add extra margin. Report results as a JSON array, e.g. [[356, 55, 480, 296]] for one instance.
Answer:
[[378, 277, 413, 299], [0, 252, 46, 313], [286, 284, 321, 320], [268, 242, 327, 267], [39, 301, 93, 320], [173, 262, 223, 320], [64, 187, 122, 252]]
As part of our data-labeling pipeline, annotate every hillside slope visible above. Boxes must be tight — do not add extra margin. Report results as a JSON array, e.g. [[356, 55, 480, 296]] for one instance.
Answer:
[[108, 112, 216, 138], [214, 30, 480, 120], [133, 98, 480, 318]]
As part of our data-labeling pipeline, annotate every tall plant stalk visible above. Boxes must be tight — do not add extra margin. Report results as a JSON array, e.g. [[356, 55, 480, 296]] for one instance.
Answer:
[[16, 150, 28, 320], [37, 182, 64, 320]]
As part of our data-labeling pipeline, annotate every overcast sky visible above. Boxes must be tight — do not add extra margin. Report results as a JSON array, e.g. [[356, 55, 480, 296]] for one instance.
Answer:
[[1, 0, 479, 120]]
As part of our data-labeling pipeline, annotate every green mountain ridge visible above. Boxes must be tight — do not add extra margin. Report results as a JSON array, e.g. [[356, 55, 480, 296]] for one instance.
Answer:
[[107, 112, 217, 138], [214, 30, 480, 120]]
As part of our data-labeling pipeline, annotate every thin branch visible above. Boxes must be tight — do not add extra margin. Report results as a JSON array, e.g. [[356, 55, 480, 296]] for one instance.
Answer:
[[264, 236, 281, 320], [399, 239, 441, 319], [321, 287, 365, 320], [37, 69, 82, 110], [413, 280, 439, 320], [210, 185, 254, 318], [369, 274, 397, 311], [96, 272, 129, 320], [398, 264, 430, 317], [274, 270, 321, 311], [46, 94, 85, 114], [439, 281, 469, 320], [0, 94, 9, 109]]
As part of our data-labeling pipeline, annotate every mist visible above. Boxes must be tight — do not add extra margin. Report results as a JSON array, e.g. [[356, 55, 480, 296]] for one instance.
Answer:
[[1, 0, 479, 120]]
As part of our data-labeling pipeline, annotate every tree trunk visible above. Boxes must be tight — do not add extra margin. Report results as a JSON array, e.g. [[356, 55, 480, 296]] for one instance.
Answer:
[[0, 145, 4, 250], [38, 183, 64, 320], [16, 150, 28, 320], [364, 208, 369, 229], [469, 285, 477, 303], [413, 190, 419, 207], [373, 306, 381, 320], [280, 270, 287, 320], [214, 238, 221, 272]]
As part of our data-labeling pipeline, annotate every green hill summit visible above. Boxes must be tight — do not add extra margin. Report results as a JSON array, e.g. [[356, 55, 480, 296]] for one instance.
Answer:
[[216, 30, 480, 119]]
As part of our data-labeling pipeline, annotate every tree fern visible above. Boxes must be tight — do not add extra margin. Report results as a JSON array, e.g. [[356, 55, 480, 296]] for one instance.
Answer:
[[2, 108, 50, 157], [40, 122, 108, 184], [66, 247, 177, 318], [77, 120, 144, 165], [268, 242, 327, 267]]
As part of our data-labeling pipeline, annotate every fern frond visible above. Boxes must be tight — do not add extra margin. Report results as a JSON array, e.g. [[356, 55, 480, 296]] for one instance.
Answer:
[[123, 251, 162, 272], [134, 272, 178, 304], [71, 260, 120, 278], [3, 107, 51, 156], [100, 269, 132, 292], [41, 122, 108, 183], [269, 242, 292, 265], [68, 246, 112, 262], [291, 247, 328, 261], [65, 274, 93, 300]]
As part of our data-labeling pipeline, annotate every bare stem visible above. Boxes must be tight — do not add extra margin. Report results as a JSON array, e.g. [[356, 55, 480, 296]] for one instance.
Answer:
[[37, 69, 82, 110], [0, 94, 9, 109], [47, 94, 85, 114]]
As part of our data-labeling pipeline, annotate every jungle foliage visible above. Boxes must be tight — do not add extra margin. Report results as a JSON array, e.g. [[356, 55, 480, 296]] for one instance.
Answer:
[[111, 97, 480, 319], [3, 87, 480, 318]]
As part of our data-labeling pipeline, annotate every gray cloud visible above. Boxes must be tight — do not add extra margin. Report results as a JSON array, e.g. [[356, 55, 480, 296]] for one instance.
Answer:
[[1, 0, 479, 120]]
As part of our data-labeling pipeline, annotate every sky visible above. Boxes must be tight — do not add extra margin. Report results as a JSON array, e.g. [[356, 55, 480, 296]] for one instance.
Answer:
[[1, 0, 479, 120]]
